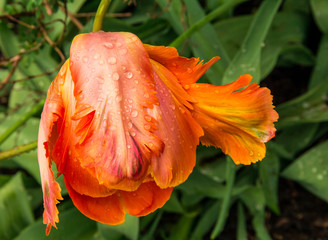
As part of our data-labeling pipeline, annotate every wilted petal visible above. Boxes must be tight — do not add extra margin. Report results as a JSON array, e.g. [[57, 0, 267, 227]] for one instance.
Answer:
[[145, 45, 219, 85], [38, 62, 69, 235], [121, 181, 173, 216], [69, 32, 164, 191], [188, 74, 279, 165]]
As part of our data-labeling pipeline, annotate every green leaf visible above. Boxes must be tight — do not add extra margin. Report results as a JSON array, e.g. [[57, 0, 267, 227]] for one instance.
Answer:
[[276, 82, 328, 129], [259, 152, 280, 214], [191, 201, 221, 240], [309, 34, 328, 89], [275, 123, 319, 157], [167, 216, 194, 240], [98, 214, 139, 240], [222, 0, 282, 84], [0, 173, 34, 240], [310, 0, 328, 33], [240, 187, 272, 240], [282, 140, 328, 202], [15, 208, 97, 240]]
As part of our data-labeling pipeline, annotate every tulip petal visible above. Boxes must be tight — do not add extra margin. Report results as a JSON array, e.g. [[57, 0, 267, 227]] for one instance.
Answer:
[[38, 62, 68, 235], [64, 179, 125, 225], [144, 44, 220, 85], [188, 74, 279, 165], [121, 181, 173, 216], [148, 60, 203, 188], [69, 32, 165, 191]]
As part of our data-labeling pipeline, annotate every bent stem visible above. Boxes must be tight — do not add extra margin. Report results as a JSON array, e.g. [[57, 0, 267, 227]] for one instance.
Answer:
[[169, 0, 247, 48], [0, 99, 45, 146], [0, 141, 37, 161], [93, 0, 112, 32]]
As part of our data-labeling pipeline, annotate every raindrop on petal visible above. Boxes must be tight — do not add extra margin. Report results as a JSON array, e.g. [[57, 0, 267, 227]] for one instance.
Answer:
[[104, 42, 114, 49], [125, 72, 133, 79], [108, 57, 117, 64], [131, 110, 138, 118], [113, 72, 119, 81]]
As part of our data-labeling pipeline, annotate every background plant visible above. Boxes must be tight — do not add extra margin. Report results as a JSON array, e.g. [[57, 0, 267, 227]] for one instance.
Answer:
[[0, 0, 328, 239]]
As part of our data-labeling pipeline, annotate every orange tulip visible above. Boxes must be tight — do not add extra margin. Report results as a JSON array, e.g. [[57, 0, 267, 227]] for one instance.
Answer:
[[38, 31, 278, 235]]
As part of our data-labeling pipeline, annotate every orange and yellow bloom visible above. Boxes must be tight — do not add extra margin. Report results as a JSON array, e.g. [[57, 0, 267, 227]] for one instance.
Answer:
[[38, 31, 278, 234]]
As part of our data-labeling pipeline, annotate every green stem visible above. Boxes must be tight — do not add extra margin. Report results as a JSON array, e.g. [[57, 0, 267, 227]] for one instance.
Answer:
[[93, 0, 112, 32], [169, 0, 247, 48], [0, 99, 45, 146], [211, 157, 236, 239], [0, 141, 37, 161]]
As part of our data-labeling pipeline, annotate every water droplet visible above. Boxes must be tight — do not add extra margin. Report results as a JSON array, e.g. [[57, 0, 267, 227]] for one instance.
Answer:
[[108, 57, 117, 64], [128, 99, 133, 104], [125, 72, 133, 79], [82, 56, 88, 63], [122, 66, 127, 71], [127, 122, 133, 129], [145, 115, 151, 121], [148, 142, 154, 148], [144, 93, 149, 98], [97, 77, 105, 84], [130, 131, 136, 137], [179, 106, 185, 113], [184, 84, 190, 90], [131, 110, 138, 118], [116, 42, 122, 47], [144, 124, 151, 130], [250, 151, 254, 156], [127, 144, 131, 149], [134, 80, 139, 84], [104, 42, 113, 49], [170, 104, 176, 110], [94, 54, 99, 60], [99, 59, 104, 65], [113, 72, 119, 81], [187, 67, 192, 73], [120, 49, 127, 54], [116, 95, 122, 102]]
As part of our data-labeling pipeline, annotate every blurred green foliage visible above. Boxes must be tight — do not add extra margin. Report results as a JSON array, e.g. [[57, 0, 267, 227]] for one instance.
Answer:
[[0, 0, 328, 239]]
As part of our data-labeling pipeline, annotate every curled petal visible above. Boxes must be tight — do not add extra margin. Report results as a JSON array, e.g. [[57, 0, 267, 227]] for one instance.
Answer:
[[64, 179, 125, 225], [145, 44, 220, 85], [148, 60, 203, 188], [188, 74, 278, 165], [69, 32, 164, 191], [121, 181, 173, 216], [38, 62, 68, 235]]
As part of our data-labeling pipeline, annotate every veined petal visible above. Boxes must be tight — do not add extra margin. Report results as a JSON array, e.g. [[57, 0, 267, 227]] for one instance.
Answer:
[[144, 45, 220, 85], [38, 62, 68, 235], [148, 60, 203, 188], [188, 74, 279, 165], [121, 181, 173, 216], [64, 178, 125, 225], [69, 32, 163, 191]]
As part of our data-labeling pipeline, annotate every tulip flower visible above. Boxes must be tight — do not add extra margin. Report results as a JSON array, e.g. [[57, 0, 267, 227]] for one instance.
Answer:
[[38, 31, 278, 235]]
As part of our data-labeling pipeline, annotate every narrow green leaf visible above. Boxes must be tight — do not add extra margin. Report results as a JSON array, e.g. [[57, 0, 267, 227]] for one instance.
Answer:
[[191, 201, 221, 240], [282, 140, 328, 202], [222, 0, 282, 84], [237, 203, 247, 240], [167, 216, 194, 240], [211, 157, 236, 239], [140, 212, 162, 240], [0, 173, 34, 240], [259, 152, 280, 214], [309, 34, 328, 89]]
